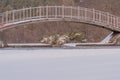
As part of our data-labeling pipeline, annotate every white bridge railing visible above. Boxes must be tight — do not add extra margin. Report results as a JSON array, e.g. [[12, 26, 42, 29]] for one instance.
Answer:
[[0, 6, 120, 31]]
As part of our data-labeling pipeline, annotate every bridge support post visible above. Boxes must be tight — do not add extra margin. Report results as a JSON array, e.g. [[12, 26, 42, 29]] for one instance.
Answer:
[[0, 31, 7, 48]]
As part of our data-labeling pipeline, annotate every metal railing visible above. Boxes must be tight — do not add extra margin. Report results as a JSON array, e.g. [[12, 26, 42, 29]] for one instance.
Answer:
[[0, 6, 120, 31]]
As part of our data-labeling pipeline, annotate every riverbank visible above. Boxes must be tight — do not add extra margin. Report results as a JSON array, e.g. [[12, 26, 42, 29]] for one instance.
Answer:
[[0, 43, 118, 48]]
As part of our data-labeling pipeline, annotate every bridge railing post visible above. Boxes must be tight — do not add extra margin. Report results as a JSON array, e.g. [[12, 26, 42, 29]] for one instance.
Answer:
[[22, 8, 25, 20], [55, 6, 57, 18], [62, 5, 64, 18], [20, 9, 22, 21], [99, 11, 101, 23], [1, 13, 4, 25], [26, 8, 28, 19], [92, 8, 95, 22], [39, 6, 41, 18], [113, 17, 116, 27], [5, 11, 8, 24], [12, 10, 15, 23], [33, 8, 35, 18], [116, 17, 119, 28], [107, 12, 110, 25], [46, 5, 48, 19], [118, 18, 120, 28], [29, 7, 32, 19], [84, 8, 87, 20], [0, 14, 1, 25], [78, 6, 80, 19], [70, 6, 73, 19]]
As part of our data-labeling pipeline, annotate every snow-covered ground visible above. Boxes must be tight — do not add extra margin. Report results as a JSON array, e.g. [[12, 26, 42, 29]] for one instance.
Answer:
[[0, 49, 120, 80]]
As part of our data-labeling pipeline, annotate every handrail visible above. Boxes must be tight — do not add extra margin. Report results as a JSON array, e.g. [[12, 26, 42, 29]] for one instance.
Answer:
[[0, 6, 120, 31]]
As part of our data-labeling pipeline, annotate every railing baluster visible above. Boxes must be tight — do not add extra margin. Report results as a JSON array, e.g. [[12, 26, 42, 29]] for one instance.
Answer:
[[92, 8, 95, 21], [107, 12, 109, 25], [23, 8, 25, 20], [20, 10, 22, 21], [26, 9, 28, 18], [85, 8, 87, 20], [2, 14, 4, 24], [5, 11, 8, 24], [99, 11, 101, 23], [46, 6, 48, 18], [116, 17, 119, 28], [118, 17, 120, 28], [39, 6, 41, 18], [78, 6, 80, 19], [62, 5, 64, 18], [12, 10, 15, 23], [71, 6, 72, 19], [30, 7, 32, 18], [114, 17, 116, 27], [32, 7, 34, 18], [24, 8, 26, 20], [55, 6, 57, 18]]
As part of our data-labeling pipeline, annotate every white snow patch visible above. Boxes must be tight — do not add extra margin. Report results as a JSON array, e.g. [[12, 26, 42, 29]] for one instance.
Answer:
[[63, 43, 77, 47], [101, 32, 114, 43], [7, 43, 50, 46]]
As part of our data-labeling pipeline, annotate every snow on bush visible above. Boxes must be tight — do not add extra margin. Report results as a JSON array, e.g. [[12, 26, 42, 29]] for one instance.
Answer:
[[40, 32, 87, 46]]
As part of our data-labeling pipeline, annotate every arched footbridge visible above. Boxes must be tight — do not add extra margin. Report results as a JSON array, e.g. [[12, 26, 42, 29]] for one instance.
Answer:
[[0, 6, 120, 32]]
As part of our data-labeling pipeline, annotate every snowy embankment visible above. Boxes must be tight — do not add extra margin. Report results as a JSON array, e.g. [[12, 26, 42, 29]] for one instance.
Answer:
[[0, 49, 120, 80]]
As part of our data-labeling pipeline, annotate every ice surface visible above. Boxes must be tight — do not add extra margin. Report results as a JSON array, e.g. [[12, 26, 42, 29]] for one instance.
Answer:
[[0, 49, 120, 80]]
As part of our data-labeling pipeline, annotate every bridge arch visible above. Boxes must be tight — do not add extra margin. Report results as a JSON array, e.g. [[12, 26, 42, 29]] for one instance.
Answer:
[[0, 6, 120, 32]]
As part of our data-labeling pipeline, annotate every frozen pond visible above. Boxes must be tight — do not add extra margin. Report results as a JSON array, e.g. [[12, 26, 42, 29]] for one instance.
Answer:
[[0, 48, 120, 80]]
